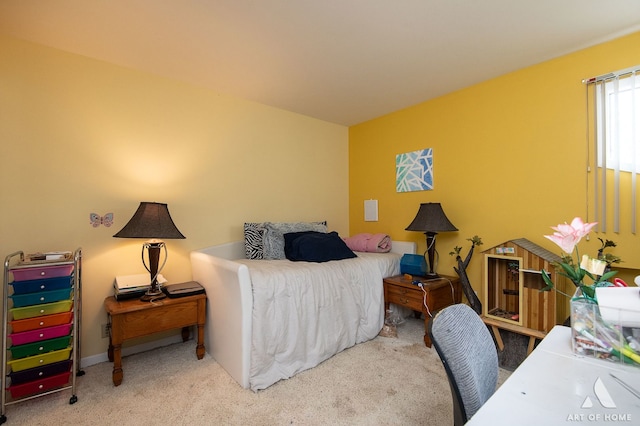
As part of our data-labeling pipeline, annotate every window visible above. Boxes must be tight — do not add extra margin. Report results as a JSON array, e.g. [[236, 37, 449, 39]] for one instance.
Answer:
[[586, 66, 640, 233], [595, 72, 640, 173]]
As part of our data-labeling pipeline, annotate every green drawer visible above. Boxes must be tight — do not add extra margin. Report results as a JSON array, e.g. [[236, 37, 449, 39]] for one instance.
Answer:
[[9, 335, 72, 359]]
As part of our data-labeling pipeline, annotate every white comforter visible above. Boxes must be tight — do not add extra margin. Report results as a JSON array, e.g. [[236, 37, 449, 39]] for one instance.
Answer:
[[238, 252, 400, 391]]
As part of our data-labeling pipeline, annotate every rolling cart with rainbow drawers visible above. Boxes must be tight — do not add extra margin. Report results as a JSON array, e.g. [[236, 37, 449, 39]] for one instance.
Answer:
[[1, 248, 83, 424]]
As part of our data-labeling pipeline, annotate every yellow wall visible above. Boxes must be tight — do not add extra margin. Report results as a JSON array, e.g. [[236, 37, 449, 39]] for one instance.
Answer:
[[0, 35, 349, 360], [349, 31, 640, 304], [3, 30, 639, 361]]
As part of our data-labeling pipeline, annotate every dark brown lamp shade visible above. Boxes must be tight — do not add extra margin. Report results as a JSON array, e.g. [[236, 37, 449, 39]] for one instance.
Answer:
[[405, 203, 457, 278], [405, 203, 458, 233], [113, 202, 185, 240]]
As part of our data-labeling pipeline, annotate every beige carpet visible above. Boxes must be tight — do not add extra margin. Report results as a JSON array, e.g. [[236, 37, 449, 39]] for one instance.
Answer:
[[3, 317, 510, 425]]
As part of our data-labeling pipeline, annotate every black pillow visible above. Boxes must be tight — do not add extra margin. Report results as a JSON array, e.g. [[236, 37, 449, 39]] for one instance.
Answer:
[[284, 231, 357, 262]]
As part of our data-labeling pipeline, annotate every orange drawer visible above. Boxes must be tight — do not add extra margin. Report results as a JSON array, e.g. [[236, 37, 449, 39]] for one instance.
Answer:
[[10, 312, 73, 333]]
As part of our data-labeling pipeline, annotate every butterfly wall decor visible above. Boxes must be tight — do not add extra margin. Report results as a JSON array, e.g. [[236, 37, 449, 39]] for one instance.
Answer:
[[90, 213, 114, 227]]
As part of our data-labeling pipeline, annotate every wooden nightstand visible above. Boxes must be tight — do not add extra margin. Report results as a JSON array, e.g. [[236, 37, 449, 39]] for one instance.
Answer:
[[383, 274, 461, 347], [104, 293, 206, 386]]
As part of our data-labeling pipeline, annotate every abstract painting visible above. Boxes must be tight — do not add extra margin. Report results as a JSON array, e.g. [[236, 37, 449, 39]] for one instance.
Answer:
[[396, 148, 433, 192]]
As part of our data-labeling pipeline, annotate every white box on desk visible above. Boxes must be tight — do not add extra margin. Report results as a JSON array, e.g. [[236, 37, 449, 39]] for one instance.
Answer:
[[114, 273, 166, 292]]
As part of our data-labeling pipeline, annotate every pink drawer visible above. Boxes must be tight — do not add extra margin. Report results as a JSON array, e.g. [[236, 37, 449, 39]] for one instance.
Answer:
[[11, 264, 74, 282], [9, 322, 72, 346]]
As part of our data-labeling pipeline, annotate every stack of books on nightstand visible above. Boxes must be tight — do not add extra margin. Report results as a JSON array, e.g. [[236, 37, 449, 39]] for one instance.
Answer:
[[113, 273, 167, 300]]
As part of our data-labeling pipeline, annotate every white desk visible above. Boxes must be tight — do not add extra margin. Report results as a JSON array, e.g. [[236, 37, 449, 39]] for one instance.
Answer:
[[467, 325, 640, 425]]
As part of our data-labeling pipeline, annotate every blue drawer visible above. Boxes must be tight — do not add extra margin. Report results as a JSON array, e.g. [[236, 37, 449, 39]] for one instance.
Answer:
[[10, 275, 73, 295], [10, 288, 73, 308]]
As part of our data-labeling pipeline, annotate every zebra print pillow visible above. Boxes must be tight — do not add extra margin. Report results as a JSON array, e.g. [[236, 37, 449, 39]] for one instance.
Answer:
[[244, 223, 265, 259], [244, 221, 328, 260]]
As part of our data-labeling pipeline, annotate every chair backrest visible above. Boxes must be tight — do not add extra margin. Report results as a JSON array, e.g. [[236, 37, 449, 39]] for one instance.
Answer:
[[428, 303, 498, 425]]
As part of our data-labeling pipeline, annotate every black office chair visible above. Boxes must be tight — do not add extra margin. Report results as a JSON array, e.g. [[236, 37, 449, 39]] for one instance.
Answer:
[[428, 303, 498, 425]]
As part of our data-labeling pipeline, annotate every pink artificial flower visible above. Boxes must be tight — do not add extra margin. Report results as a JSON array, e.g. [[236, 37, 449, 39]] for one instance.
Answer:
[[544, 217, 597, 255]]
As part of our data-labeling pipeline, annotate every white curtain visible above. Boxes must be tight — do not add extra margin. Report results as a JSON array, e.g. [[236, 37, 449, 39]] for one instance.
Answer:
[[586, 66, 640, 233]]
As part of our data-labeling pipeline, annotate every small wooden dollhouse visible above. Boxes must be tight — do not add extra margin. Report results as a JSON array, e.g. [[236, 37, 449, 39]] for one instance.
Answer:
[[482, 238, 570, 334]]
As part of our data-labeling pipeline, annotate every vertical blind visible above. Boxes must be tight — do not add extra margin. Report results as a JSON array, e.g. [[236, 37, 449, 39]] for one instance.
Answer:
[[585, 65, 640, 233]]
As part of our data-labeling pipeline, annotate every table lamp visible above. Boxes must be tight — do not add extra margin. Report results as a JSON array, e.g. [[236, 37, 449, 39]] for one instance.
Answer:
[[114, 202, 185, 301], [405, 202, 457, 278]]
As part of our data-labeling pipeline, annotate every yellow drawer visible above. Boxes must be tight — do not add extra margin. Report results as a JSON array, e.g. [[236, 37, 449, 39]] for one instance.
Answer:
[[10, 300, 72, 320], [7, 347, 72, 372]]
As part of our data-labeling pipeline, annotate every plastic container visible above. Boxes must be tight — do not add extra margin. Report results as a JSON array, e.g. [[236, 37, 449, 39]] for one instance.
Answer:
[[400, 254, 427, 276], [7, 347, 72, 372], [571, 288, 640, 367], [7, 359, 72, 385], [8, 335, 72, 359], [10, 311, 73, 333], [10, 264, 74, 282], [10, 288, 73, 308], [10, 300, 73, 320], [10, 275, 74, 295], [7, 371, 71, 399]]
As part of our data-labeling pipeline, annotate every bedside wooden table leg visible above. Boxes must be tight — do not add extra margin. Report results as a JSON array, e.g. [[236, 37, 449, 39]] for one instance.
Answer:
[[423, 315, 432, 348], [112, 344, 123, 386], [181, 326, 190, 342], [196, 298, 206, 360], [196, 322, 205, 360]]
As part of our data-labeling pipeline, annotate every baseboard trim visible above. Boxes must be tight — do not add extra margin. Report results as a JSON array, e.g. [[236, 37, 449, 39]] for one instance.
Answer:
[[79, 334, 185, 368]]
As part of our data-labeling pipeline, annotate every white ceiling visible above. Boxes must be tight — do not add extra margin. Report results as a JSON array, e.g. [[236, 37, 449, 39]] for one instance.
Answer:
[[1, 1, 640, 126]]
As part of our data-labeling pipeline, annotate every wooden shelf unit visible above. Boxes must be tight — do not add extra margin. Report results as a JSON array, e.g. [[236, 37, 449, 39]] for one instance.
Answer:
[[482, 239, 569, 335]]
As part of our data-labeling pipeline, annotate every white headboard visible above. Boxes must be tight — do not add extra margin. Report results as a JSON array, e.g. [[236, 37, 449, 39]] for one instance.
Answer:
[[196, 239, 416, 261]]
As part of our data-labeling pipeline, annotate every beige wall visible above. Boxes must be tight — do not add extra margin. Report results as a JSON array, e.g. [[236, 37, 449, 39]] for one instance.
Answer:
[[0, 35, 349, 359]]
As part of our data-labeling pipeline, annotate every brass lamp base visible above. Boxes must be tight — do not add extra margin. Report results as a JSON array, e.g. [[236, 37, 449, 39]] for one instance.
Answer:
[[140, 289, 166, 301]]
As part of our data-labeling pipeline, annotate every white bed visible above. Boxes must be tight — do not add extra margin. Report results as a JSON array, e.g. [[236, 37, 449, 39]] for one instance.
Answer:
[[190, 240, 416, 391]]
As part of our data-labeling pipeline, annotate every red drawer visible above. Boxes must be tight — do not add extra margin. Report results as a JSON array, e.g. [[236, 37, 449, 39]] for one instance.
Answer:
[[6, 371, 71, 399]]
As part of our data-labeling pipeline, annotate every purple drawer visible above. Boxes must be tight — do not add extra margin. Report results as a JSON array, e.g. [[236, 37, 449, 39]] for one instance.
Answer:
[[11, 264, 74, 282], [8, 359, 72, 385]]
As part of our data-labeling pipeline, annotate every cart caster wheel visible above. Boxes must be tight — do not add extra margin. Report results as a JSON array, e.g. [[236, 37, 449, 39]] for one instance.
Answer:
[[69, 395, 78, 404], [0, 414, 6, 424], [76, 369, 86, 377]]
